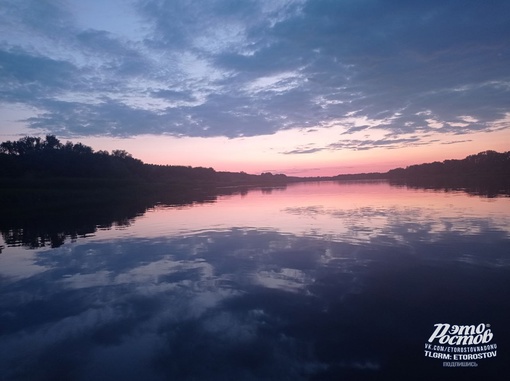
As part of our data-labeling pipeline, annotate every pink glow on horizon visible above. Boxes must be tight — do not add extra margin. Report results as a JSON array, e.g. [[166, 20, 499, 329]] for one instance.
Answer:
[[4, 125, 507, 177]]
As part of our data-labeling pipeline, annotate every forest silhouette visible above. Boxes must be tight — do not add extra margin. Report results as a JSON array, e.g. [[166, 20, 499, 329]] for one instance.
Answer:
[[0, 135, 291, 212], [1, 135, 509, 201], [384, 150, 510, 197], [0, 135, 290, 249], [0, 135, 290, 185], [1, 135, 509, 250]]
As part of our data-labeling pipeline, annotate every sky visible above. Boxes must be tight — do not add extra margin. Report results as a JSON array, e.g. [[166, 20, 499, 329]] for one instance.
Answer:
[[0, 0, 509, 176]]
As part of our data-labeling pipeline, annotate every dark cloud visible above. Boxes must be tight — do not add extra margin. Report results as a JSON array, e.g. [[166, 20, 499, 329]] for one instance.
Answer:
[[341, 126, 371, 135], [328, 137, 428, 151], [283, 146, 324, 155], [283, 136, 430, 154], [75, 30, 151, 76], [0, 0, 509, 141], [441, 139, 473, 145], [25, 99, 165, 136], [0, 0, 75, 38], [150, 89, 196, 102], [0, 48, 79, 101]]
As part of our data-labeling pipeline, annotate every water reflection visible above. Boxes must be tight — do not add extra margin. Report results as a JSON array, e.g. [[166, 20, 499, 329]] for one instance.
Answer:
[[0, 181, 509, 380], [389, 178, 510, 198], [0, 187, 223, 249], [2, 181, 509, 250]]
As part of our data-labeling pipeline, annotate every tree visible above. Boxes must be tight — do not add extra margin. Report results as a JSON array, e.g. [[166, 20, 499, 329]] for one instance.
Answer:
[[71, 143, 94, 155], [0, 140, 16, 155], [0, 135, 63, 155], [112, 150, 132, 159], [43, 135, 62, 150]]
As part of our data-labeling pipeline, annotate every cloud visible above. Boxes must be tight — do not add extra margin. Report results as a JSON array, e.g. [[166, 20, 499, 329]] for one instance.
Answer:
[[2, 201, 510, 379], [440, 139, 473, 145], [283, 146, 324, 155], [0, 48, 80, 102], [282, 136, 431, 154], [0, 0, 508, 142]]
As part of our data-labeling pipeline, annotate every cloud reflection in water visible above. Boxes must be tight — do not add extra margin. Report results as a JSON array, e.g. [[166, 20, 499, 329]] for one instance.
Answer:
[[0, 182, 509, 380]]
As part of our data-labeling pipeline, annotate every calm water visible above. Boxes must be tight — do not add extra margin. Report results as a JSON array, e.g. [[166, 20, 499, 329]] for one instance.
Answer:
[[1, 181, 509, 380]]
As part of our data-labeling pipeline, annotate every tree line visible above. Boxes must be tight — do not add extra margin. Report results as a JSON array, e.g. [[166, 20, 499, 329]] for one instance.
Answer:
[[0, 136, 293, 243], [386, 150, 510, 181], [0, 135, 290, 187], [2, 135, 508, 187]]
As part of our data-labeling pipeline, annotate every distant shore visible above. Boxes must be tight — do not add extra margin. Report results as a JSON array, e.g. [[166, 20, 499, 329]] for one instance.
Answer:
[[1, 136, 509, 211]]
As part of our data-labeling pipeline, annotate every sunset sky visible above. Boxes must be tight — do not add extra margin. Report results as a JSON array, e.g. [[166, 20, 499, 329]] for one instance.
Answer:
[[1, 0, 509, 176]]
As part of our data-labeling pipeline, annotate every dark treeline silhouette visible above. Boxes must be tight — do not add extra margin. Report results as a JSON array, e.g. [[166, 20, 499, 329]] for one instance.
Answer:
[[0, 135, 296, 211], [385, 150, 510, 197], [0, 135, 294, 249], [332, 172, 387, 180], [0, 135, 291, 185], [4, 135, 507, 184], [2, 136, 509, 194], [387, 150, 510, 180], [0, 136, 144, 179], [1, 136, 509, 249]]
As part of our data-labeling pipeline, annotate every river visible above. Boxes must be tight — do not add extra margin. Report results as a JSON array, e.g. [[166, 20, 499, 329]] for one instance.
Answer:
[[1, 181, 509, 380]]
